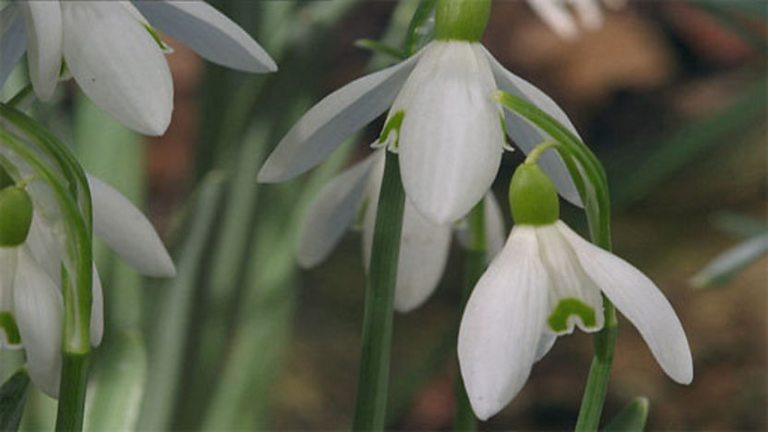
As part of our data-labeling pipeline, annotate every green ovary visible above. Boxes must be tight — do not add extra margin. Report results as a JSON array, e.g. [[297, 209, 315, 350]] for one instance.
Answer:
[[547, 298, 596, 333], [0, 312, 21, 345]]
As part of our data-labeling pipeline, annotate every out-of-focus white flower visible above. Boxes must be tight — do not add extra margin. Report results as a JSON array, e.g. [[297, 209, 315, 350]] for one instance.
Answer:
[[0, 0, 276, 135], [0, 175, 175, 398], [296, 151, 506, 312], [258, 39, 583, 225], [457, 162, 692, 420], [527, 0, 627, 40]]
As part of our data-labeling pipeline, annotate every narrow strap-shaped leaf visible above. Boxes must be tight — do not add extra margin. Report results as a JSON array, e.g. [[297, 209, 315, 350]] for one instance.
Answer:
[[0, 369, 31, 431], [603, 397, 649, 432]]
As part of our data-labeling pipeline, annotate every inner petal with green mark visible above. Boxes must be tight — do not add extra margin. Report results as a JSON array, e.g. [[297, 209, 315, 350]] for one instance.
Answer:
[[547, 297, 597, 333], [0, 311, 21, 346]]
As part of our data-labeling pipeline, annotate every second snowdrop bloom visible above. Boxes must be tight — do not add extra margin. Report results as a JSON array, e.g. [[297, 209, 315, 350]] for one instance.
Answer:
[[0, 0, 276, 135], [258, 0, 583, 224], [297, 151, 505, 312], [458, 162, 692, 420], [0, 174, 175, 398], [527, 0, 626, 40]]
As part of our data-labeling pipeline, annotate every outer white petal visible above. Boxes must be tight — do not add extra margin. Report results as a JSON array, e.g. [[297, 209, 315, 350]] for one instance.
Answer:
[[296, 153, 378, 268], [133, 0, 276, 73], [14, 248, 63, 398], [483, 192, 506, 261], [257, 52, 423, 183], [25, 213, 65, 286], [527, 0, 579, 40], [399, 42, 503, 224], [19, 1, 62, 101], [535, 331, 557, 362], [61, 1, 173, 136], [0, 5, 27, 89], [458, 227, 550, 420], [557, 221, 693, 384], [90, 264, 104, 347], [482, 47, 583, 207], [393, 201, 452, 312], [571, 0, 604, 30], [536, 224, 604, 334], [362, 156, 452, 312], [88, 175, 176, 278]]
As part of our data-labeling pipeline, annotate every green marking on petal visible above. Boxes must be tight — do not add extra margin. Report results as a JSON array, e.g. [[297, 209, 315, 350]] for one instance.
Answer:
[[547, 297, 596, 332], [0, 311, 21, 345], [379, 111, 405, 148], [144, 24, 172, 53]]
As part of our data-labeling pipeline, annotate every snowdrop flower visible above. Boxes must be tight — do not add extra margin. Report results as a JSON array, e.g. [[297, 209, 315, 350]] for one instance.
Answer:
[[258, 0, 582, 225], [0, 175, 175, 397], [457, 161, 693, 420], [296, 150, 505, 312], [0, 0, 276, 135], [527, 0, 627, 40]]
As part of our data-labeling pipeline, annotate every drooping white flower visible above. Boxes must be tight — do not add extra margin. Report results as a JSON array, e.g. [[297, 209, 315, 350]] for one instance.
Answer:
[[257, 39, 583, 224], [457, 162, 692, 420], [527, 0, 627, 40], [0, 0, 276, 136], [0, 175, 175, 398], [296, 151, 506, 312]]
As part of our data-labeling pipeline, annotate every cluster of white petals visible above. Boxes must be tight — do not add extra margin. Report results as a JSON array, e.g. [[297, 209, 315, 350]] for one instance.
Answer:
[[0, 0, 276, 136], [527, 0, 627, 40], [458, 221, 693, 420], [297, 150, 506, 312], [258, 39, 583, 225], [0, 175, 175, 397]]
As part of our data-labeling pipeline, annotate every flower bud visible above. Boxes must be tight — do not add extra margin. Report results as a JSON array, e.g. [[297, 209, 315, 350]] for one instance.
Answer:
[[434, 0, 491, 42], [508, 163, 559, 226], [0, 186, 34, 247]]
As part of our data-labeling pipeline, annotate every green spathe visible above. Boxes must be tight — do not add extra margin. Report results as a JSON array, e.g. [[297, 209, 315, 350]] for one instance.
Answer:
[[0, 186, 33, 247], [434, 0, 491, 42], [509, 163, 559, 226]]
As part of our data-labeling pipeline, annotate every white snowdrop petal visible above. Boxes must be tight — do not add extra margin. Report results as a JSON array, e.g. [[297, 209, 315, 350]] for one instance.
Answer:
[[62, 1, 173, 136], [458, 227, 550, 420], [483, 47, 583, 207], [19, 1, 62, 101], [90, 264, 104, 347], [557, 221, 693, 384], [258, 53, 423, 183], [88, 175, 176, 278], [393, 200, 452, 312], [0, 248, 17, 311], [133, 0, 276, 73], [571, 0, 604, 30], [527, 0, 579, 40], [14, 248, 63, 398], [0, 5, 27, 89], [360, 154, 451, 312], [297, 153, 378, 268], [483, 192, 506, 261], [399, 42, 503, 224], [25, 214, 64, 286], [536, 224, 604, 334]]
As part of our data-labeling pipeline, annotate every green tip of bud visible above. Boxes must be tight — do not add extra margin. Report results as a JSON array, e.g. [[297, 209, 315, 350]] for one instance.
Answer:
[[0, 186, 34, 247], [509, 163, 559, 226], [434, 0, 491, 42]]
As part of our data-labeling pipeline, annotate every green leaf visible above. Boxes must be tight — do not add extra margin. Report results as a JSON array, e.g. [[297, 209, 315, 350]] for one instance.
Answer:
[[603, 397, 649, 432], [0, 369, 30, 431], [691, 233, 768, 288]]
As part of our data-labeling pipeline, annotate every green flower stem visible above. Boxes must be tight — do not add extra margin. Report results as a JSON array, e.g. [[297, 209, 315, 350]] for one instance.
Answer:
[[495, 91, 616, 431], [6, 85, 33, 108], [352, 151, 405, 431], [54, 354, 89, 431], [455, 201, 485, 431]]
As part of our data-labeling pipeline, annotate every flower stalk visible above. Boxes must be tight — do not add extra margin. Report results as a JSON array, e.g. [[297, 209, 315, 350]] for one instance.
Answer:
[[352, 151, 406, 430]]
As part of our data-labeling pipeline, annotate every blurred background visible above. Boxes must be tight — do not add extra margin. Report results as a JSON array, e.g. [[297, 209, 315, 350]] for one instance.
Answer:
[[1, 0, 765, 430]]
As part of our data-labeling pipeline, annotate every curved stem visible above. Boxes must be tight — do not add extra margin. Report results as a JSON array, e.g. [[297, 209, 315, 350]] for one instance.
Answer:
[[454, 201, 485, 431], [352, 151, 405, 430], [6, 84, 33, 108]]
